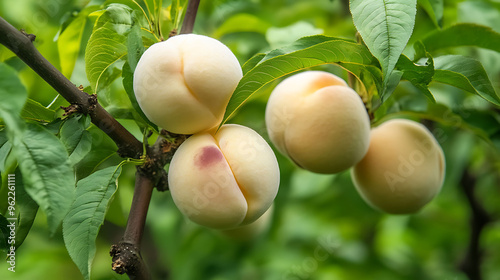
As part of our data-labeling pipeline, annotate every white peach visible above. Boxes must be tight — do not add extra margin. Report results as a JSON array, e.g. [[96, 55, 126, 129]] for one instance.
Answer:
[[351, 119, 445, 214], [133, 34, 242, 134], [168, 124, 280, 229], [265, 71, 370, 174]]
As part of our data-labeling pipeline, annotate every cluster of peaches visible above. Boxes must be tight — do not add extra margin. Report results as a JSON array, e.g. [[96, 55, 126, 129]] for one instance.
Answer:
[[133, 34, 445, 239]]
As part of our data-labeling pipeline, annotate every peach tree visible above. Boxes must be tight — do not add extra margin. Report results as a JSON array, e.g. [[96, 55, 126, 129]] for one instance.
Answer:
[[0, 0, 499, 279]]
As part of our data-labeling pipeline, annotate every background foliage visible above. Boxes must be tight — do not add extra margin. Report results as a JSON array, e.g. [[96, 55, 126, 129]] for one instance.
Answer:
[[0, 0, 499, 279]]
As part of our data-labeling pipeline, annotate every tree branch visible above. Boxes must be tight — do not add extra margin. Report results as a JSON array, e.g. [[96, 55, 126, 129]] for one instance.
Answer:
[[459, 169, 491, 280], [0, 16, 143, 158], [180, 0, 200, 34], [110, 171, 153, 279], [110, 133, 186, 279]]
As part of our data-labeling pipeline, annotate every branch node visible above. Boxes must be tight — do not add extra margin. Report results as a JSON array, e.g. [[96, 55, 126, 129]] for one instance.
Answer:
[[110, 242, 142, 275], [133, 131, 187, 191], [117, 144, 142, 159], [20, 29, 35, 42], [60, 104, 81, 116], [88, 93, 98, 111], [168, 28, 177, 38]]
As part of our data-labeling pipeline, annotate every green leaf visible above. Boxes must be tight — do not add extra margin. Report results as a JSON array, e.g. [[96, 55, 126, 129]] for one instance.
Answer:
[[127, 23, 145, 72], [261, 35, 355, 61], [57, 5, 100, 78], [418, 0, 443, 28], [170, 0, 189, 30], [0, 62, 28, 202], [0, 131, 12, 172], [20, 99, 56, 123], [170, 0, 180, 26], [214, 13, 271, 38], [11, 123, 75, 235], [103, 0, 150, 24], [0, 214, 8, 252], [60, 115, 93, 166], [396, 54, 435, 102], [222, 35, 379, 124], [433, 55, 500, 106], [63, 165, 122, 280], [0, 168, 38, 254], [44, 118, 64, 135], [383, 70, 404, 102], [0, 155, 17, 215], [10, 169, 39, 250], [122, 62, 158, 130], [85, 4, 134, 93], [74, 124, 119, 180], [421, 24, 500, 57], [241, 53, 266, 75], [95, 67, 123, 105], [0, 63, 27, 132], [350, 0, 417, 84]]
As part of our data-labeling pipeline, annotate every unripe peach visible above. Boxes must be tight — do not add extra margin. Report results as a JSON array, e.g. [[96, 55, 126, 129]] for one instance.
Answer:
[[351, 119, 445, 214], [265, 71, 370, 174], [168, 124, 280, 229], [133, 34, 243, 134], [220, 205, 274, 241]]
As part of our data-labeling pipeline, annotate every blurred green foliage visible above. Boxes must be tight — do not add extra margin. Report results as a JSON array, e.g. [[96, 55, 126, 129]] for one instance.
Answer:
[[0, 0, 499, 279]]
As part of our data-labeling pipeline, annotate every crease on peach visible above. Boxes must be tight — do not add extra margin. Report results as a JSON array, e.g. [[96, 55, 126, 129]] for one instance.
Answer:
[[211, 135, 250, 218], [179, 54, 219, 120]]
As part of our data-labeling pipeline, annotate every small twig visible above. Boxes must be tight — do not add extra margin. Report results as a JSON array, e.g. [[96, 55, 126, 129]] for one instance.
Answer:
[[459, 169, 491, 280], [179, 0, 200, 34]]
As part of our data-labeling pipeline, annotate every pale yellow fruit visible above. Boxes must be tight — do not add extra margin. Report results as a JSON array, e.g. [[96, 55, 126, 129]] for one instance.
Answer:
[[220, 205, 274, 241], [133, 34, 242, 134], [168, 124, 280, 229], [265, 71, 370, 174], [351, 119, 445, 214]]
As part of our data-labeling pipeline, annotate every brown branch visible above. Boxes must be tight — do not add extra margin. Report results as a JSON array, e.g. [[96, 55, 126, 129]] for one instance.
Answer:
[[459, 169, 491, 280], [179, 0, 200, 34], [0, 16, 143, 159], [111, 171, 154, 279], [110, 134, 186, 279]]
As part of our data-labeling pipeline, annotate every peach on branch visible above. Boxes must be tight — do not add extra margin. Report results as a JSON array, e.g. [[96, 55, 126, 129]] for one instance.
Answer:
[[133, 34, 242, 134], [351, 119, 445, 214], [265, 71, 370, 174], [168, 124, 280, 229]]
